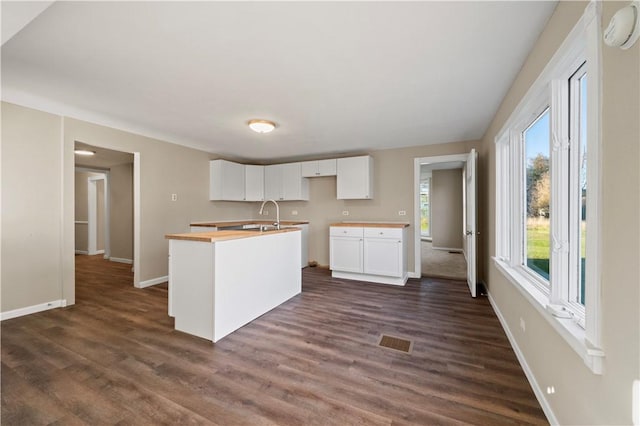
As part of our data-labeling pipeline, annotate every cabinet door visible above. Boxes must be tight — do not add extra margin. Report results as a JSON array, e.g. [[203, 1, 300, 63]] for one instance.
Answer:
[[337, 156, 373, 199], [210, 160, 245, 201], [264, 165, 283, 200], [330, 237, 363, 273], [281, 163, 309, 200], [317, 159, 337, 176], [363, 237, 402, 277], [300, 161, 318, 177], [245, 165, 264, 201]]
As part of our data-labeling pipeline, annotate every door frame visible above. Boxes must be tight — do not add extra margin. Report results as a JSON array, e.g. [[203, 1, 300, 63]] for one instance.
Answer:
[[413, 153, 475, 284], [87, 172, 109, 256]]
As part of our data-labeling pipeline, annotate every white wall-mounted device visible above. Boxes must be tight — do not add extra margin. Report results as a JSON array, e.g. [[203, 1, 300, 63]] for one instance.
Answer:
[[604, 1, 640, 49]]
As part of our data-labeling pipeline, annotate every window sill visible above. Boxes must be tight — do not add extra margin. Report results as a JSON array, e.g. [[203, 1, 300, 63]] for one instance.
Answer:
[[493, 257, 604, 374]]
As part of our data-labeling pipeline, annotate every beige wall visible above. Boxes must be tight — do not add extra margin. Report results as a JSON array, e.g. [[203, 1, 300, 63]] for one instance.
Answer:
[[62, 117, 256, 295], [479, 1, 640, 424], [262, 141, 479, 269], [1, 102, 256, 310], [431, 168, 463, 250], [110, 162, 133, 261], [1, 103, 64, 311]]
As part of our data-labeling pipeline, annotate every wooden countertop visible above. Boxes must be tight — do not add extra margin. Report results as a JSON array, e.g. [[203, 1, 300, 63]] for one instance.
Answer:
[[190, 220, 309, 227], [166, 228, 300, 243], [330, 221, 410, 228]]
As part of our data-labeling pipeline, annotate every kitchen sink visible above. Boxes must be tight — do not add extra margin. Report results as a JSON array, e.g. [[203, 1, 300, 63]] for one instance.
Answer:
[[238, 225, 280, 233]]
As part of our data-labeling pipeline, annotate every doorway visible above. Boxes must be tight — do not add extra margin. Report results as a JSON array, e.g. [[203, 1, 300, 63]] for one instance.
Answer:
[[74, 141, 139, 286], [413, 150, 477, 296]]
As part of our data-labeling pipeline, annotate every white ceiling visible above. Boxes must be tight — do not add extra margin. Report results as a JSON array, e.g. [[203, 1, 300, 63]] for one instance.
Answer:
[[1, 1, 557, 162]]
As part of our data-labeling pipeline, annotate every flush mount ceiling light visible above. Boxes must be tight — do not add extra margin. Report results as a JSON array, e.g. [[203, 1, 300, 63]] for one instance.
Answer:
[[248, 119, 276, 134], [74, 149, 96, 156]]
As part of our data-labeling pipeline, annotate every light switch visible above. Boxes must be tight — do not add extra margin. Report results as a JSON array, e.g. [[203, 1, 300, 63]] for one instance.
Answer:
[[171, 193, 178, 201]]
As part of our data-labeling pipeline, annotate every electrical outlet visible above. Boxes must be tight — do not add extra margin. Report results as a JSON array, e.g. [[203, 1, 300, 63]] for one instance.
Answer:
[[398, 210, 406, 216], [291, 210, 298, 216], [342, 210, 349, 216], [171, 193, 178, 201], [520, 317, 526, 332], [546, 386, 555, 395]]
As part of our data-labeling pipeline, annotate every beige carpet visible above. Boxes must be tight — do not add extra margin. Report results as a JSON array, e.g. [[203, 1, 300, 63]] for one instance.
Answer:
[[421, 240, 467, 281]]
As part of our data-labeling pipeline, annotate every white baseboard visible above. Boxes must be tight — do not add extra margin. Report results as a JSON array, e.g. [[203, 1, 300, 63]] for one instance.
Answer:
[[110, 257, 133, 265], [431, 246, 463, 252], [487, 292, 557, 425], [408, 271, 420, 279], [88, 249, 105, 255], [1, 299, 67, 321], [138, 275, 168, 288], [75, 250, 88, 255]]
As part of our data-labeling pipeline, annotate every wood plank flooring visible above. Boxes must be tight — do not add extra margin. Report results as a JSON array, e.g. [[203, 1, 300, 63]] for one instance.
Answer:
[[1, 255, 547, 425]]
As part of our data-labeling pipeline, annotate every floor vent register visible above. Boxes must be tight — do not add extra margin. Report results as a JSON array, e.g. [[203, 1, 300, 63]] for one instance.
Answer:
[[378, 334, 413, 353]]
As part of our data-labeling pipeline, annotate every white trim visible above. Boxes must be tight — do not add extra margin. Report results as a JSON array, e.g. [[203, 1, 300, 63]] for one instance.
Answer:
[[487, 292, 558, 426], [87, 173, 109, 256], [75, 250, 88, 255], [331, 271, 408, 286], [133, 152, 141, 288], [407, 272, 420, 279], [1, 299, 67, 321], [109, 257, 133, 265], [138, 275, 168, 288]]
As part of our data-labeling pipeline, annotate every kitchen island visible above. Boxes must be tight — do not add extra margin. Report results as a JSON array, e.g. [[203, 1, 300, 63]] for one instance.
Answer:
[[190, 220, 309, 267], [165, 228, 301, 342]]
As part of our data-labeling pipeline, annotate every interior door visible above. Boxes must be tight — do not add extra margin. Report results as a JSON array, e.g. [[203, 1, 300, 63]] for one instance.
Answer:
[[465, 149, 477, 297]]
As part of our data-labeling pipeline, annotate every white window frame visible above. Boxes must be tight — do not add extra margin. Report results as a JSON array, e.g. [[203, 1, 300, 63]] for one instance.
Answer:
[[494, 1, 603, 374], [420, 173, 432, 238]]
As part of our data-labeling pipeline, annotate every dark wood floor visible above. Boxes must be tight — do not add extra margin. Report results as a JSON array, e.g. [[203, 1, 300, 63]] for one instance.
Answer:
[[1, 255, 547, 425]]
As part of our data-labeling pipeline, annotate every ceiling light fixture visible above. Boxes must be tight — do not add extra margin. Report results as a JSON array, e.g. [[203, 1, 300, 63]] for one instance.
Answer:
[[74, 149, 96, 156], [248, 119, 276, 133]]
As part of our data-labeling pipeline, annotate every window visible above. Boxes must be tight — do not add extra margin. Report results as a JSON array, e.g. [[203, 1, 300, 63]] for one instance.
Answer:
[[494, 2, 602, 374], [523, 108, 551, 283], [420, 174, 431, 238]]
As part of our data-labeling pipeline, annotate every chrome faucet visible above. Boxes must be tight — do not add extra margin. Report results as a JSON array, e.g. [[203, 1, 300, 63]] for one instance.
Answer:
[[259, 199, 280, 230]]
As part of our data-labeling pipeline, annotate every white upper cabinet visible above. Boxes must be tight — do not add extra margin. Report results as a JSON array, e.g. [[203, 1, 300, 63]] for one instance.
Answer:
[[264, 164, 282, 200], [264, 163, 309, 201], [244, 165, 264, 201], [336, 155, 374, 199], [210, 160, 245, 201], [301, 159, 337, 177]]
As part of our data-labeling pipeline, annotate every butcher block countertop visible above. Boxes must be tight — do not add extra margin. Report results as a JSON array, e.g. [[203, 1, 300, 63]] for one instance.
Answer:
[[166, 228, 300, 243], [191, 220, 309, 227], [330, 221, 410, 228]]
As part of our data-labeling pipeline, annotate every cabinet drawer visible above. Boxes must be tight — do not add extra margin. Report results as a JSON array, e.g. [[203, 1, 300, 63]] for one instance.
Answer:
[[330, 226, 364, 237], [363, 227, 403, 239]]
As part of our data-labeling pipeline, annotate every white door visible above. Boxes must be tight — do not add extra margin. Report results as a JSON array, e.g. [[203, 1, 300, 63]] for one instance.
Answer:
[[329, 237, 363, 273], [465, 149, 477, 297], [363, 238, 402, 277]]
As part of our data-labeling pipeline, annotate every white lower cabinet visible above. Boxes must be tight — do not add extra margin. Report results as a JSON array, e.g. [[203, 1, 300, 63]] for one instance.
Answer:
[[330, 230, 364, 273], [329, 226, 407, 285]]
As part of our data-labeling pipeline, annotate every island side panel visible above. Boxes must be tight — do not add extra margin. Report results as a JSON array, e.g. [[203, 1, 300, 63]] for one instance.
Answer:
[[212, 230, 301, 342], [169, 239, 215, 341]]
